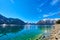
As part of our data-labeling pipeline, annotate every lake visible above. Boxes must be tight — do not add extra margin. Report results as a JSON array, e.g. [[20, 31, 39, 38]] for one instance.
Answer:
[[0, 25, 54, 40]]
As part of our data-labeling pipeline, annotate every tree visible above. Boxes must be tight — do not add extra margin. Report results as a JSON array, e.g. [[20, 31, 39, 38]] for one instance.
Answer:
[[56, 20, 60, 24]]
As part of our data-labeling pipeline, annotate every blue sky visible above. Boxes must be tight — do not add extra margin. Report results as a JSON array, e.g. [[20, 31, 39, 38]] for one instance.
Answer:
[[0, 0, 60, 23]]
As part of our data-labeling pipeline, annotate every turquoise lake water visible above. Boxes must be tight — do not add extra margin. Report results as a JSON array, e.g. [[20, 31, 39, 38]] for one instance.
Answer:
[[0, 25, 54, 40]]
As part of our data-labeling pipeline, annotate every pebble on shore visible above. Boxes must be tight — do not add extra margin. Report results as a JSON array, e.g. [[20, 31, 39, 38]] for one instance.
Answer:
[[47, 24, 60, 40]]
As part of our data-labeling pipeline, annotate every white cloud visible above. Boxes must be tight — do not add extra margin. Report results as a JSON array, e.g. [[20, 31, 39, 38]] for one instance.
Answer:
[[10, 0, 15, 4], [43, 13, 53, 17], [39, 3, 44, 7], [39, 0, 48, 7], [37, 8, 42, 13], [37, 0, 49, 13], [50, 0, 59, 5], [54, 18, 60, 21], [43, 14, 49, 17], [43, 18, 60, 21], [43, 12, 59, 17]]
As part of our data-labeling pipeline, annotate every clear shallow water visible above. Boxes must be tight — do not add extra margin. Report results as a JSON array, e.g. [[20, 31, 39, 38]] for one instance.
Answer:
[[0, 25, 54, 40]]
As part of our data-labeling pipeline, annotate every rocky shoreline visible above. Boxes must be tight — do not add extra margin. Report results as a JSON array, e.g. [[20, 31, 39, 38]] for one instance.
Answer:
[[46, 24, 60, 40]]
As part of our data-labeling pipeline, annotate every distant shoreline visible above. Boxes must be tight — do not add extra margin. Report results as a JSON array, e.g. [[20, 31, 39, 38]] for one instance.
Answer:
[[0, 24, 24, 27]]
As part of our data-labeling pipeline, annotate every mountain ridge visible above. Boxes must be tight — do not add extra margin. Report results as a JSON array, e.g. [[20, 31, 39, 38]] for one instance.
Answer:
[[0, 14, 25, 25]]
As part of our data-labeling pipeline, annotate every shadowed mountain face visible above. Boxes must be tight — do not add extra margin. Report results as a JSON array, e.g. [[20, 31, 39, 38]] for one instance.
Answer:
[[0, 14, 25, 25]]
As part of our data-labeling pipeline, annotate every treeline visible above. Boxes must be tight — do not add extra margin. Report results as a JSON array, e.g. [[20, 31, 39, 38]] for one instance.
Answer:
[[56, 20, 60, 24]]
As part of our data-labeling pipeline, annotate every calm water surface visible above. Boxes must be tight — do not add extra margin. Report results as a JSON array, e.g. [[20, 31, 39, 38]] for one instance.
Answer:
[[0, 25, 54, 40]]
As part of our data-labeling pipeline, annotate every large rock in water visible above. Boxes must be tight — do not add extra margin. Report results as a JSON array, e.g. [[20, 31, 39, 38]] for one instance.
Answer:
[[0, 14, 25, 25]]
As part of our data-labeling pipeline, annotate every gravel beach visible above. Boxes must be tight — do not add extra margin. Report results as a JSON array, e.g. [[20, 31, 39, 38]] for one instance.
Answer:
[[48, 24, 60, 40]]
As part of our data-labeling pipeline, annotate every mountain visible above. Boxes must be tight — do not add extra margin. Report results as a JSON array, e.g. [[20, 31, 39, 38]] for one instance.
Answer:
[[0, 14, 25, 25], [8, 18, 25, 25], [0, 14, 8, 24], [37, 19, 56, 25]]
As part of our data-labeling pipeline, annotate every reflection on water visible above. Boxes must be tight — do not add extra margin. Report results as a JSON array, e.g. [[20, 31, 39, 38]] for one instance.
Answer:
[[0, 25, 24, 36], [24, 25, 38, 30], [0, 25, 54, 40]]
